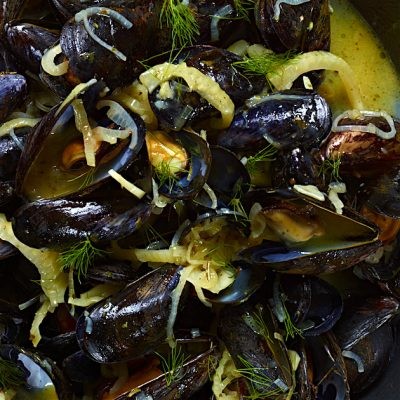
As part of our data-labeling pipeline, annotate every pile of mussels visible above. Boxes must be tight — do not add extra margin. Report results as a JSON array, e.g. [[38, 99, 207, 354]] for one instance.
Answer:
[[0, 0, 399, 399]]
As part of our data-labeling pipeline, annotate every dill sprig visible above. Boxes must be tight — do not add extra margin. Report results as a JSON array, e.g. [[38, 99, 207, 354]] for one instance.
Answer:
[[236, 356, 286, 400], [58, 237, 107, 282], [242, 307, 272, 344], [233, 50, 296, 78], [0, 358, 24, 390], [155, 159, 187, 193], [281, 297, 304, 340], [233, 0, 255, 20], [229, 184, 248, 219], [160, 0, 200, 49], [318, 156, 342, 182], [245, 144, 278, 174], [156, 345, 190, 386]]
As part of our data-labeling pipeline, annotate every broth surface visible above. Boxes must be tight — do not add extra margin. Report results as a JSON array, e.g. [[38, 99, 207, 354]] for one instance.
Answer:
[[319, 0, 400, 116]]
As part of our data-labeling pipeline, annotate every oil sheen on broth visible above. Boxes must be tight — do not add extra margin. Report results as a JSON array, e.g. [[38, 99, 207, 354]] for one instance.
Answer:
[[319, 0, 400, 116]]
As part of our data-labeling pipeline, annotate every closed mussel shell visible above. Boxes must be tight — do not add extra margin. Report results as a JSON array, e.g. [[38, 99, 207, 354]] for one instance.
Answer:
[[100, 333, 220, 400], [76, 266, 184, 363], [217, 90, 332, 152], [0, 73, 27, 122], [218, 300, 294, 397], [12, 195, 152, 248]]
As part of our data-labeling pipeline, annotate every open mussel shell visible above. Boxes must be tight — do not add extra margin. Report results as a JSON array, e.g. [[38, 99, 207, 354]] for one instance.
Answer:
[[0, 344, 72, 399], [217, 90, 332, 152], [206, 146, 251, 205], [16, 99, 145, 201], [238, 190, 380, 274], [203, 261, 268, 305], [76, 266, 185, 363], [255, 0, 330, 53], [156, 130, 211, 200], [279, 275, 343, 335], [99, 332, 220, 400], [12, 194, 152, 248]]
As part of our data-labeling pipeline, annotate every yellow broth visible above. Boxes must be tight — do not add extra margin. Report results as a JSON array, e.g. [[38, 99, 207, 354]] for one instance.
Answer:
[[319, 0, 400, 116]]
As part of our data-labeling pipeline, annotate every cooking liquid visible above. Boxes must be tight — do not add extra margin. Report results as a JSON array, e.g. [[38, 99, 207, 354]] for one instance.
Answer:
[[319, 0, 400, 116]]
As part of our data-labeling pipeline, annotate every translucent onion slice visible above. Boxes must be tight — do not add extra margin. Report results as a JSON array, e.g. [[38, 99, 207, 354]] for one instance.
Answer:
[[331, 109, 396, 139], [74, 7, 133, 61], [96, 99, 139, 149], [139, 62, 234, 129], [269, 51, 364, 110], [41, 44, 69, 76]]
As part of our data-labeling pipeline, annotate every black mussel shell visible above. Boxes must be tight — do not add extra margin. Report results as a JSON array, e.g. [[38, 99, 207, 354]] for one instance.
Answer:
[[76, 266, 184, 363], [12, 195, 152, 248], [102, 333, 220, 399], [306, 333, 350, 399], [279, 275, 343, 335], [255, 0, 330, 53], [272, 146, 319, 187], [344, 323, 394, 395], [203, 261, 268, 305], [60, 5, 170, 89], [184, 46, 265, 104], [321, 117, 400, 179], [205, 145, 251, 205], [219, 300, 294, 396], [366, 168, 400, 219], [217, 90, 332, 152], [333, 296, 399, 350], [0, 73, 27, 122], [6, 19, 60, 73]]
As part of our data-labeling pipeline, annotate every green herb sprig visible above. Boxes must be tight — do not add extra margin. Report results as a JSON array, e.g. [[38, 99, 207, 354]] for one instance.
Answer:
[[236, 356, 287, 400], [58, 237, 107, 282], [318, 156, 342, 182], [233, 0, 256, 21], [156, 345, 190, 386], [245, 144, 278, 174], [160, 0, 200, 49], [233, 50, 296, 78], [0, 358, 24, 390]]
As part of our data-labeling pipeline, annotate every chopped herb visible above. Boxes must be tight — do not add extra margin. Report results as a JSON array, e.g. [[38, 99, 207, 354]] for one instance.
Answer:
[[58, 237, 107, 282], [245, 144, 278, 174], [281, 297, 304, 340], [0, 358, 24, 390], [154, 159, 187, 193], [236, 356, 287, 399], [233, 50, 297, 79], [233, 0, 255, 20], [229, 183, 248, 219], [156, 344, 190, 386], [160, 0, 200, 49], [242, 307, 272, 344], [318, 156, 342, 182]]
